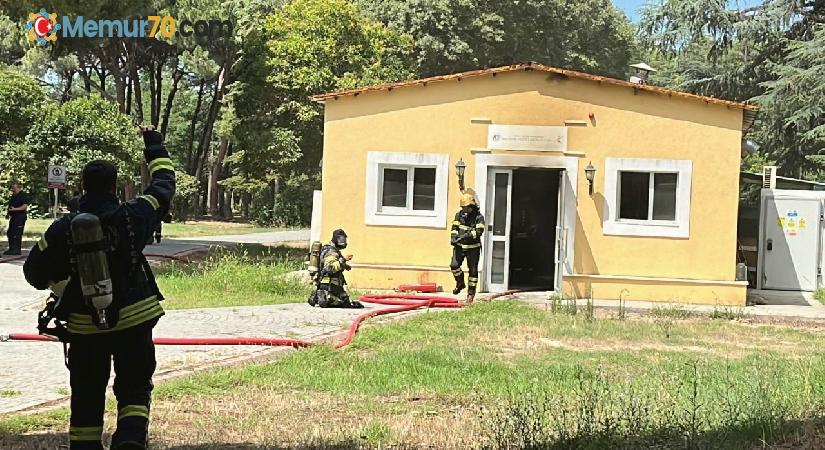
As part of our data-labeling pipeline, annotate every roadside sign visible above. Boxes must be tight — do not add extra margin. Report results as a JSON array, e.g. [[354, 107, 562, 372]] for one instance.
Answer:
[[47, 164, 66, 189]]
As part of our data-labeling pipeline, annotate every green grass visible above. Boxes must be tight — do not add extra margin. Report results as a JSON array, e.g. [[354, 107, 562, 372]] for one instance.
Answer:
[[0, 390, 20, 398], [156, 244, 312, 309], [149, 301, 825, 447], [6, 302, 825, 447], [815, 288, 825, 305], [0, 408, 68, 435], [650, 304, 693, 319]]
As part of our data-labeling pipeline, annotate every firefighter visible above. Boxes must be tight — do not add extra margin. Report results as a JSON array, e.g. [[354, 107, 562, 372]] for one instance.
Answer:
[[23, 126, 175, 450], [310, 229, 363, 308], [450, 189, 485, 303], [4, 181, 31, 256]]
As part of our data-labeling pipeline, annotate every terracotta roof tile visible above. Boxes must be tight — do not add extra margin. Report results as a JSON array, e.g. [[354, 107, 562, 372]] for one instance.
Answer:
[[311, 62, 758, 111]]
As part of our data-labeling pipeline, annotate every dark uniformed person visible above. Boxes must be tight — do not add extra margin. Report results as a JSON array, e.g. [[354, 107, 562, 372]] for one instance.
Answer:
[[23, 126, 175, 450], [4, 182, 31, 255], [67, 191, 81, 214], [450, 190, 485, 303], [309, 229, 363, 308]]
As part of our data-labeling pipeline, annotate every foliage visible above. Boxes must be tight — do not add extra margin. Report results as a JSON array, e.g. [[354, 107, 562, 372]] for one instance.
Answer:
[[0, 67, 45, 145], [155, 244, 311, 309], [640, 0, 825, 179], [170, 170, 199, 221], [25, 95, 142, 191], [230, 0, 416, 224], [360, 0, 636, 78]]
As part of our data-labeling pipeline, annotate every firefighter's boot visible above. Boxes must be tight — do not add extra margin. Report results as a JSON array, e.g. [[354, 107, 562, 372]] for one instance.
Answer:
[[452, 279, 465, 295]]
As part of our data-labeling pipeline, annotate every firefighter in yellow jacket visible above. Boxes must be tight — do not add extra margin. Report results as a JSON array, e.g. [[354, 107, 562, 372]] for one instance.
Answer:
[[450, 190, 485, 303], [311, 229, 363, 308]]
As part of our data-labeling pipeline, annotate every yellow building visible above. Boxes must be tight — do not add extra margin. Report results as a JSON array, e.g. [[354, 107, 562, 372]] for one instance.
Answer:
[[311, 63, 757, 306]]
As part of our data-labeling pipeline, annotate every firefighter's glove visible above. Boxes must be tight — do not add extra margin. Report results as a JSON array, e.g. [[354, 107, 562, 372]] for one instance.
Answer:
[[450, 235, 459, 246], [139, 125, 165, 159]]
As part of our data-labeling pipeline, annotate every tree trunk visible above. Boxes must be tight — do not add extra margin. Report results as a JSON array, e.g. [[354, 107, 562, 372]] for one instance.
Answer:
[[61, 70, 74, 103], [208, 138, 231, 217], [127, 43, 148, 190], [186, 79, 206, 174], [222, 188, 233, 219], [152, 60, 163, 126], [125, 75, 132, 115], [195, 63, 228, 179], [160, 69, 182, 137], [148, 60, 157, 125], [82, 67, 91, 93]]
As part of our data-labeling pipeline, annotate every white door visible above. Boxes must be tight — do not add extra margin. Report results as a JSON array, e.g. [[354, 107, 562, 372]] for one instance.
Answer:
[[761, 196, 822, 291], [485, 169, 513, 292], [554, 170, 567, 292]]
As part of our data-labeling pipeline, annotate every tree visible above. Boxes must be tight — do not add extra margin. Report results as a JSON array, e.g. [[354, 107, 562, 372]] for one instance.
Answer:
[[639, 0, 825, 178], [228, 0, 417, 224], [0, 68, 46, 199], [25, 95, 142, 193], [0, 67, 46, 144], [360, 0, 636, 78]]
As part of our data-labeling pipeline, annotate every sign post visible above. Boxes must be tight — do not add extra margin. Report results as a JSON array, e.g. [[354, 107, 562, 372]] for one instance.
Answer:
[[47, 164, 67, 219]]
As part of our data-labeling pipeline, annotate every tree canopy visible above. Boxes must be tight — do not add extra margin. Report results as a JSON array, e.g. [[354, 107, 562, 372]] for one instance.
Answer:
[[640, 0, 825, 179]]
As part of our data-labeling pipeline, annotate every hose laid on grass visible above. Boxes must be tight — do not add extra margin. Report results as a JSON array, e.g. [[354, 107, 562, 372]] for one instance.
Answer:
[[1, 293, 469, 348]]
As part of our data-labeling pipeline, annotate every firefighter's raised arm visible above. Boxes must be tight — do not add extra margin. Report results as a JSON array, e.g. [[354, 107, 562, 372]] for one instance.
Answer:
[[128, 126, 176, 242]]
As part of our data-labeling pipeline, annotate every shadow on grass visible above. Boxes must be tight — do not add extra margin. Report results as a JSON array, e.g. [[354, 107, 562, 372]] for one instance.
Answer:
[[3, 418, 824, 449], [0, 433, 366, 450]]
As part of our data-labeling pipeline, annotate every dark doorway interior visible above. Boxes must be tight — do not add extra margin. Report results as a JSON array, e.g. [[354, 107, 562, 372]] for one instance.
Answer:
[[509, 168, 560, 290]]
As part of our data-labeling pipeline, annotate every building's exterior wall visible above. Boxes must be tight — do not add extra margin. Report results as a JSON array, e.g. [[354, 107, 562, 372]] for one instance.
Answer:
[[319, 69, 747, 305]]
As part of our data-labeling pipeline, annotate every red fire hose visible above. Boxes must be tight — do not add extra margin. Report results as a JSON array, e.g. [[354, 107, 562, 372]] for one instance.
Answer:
[[1, 293, 472, 349]]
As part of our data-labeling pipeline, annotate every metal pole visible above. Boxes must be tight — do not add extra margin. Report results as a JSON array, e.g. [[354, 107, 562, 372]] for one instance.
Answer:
[[53, 187, 58, 219]]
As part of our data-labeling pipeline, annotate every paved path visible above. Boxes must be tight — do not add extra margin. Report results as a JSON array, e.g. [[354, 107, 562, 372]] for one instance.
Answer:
[[144, 229, 311, 258], [0, 229, 320, 414], [0, 302, 386, 414]]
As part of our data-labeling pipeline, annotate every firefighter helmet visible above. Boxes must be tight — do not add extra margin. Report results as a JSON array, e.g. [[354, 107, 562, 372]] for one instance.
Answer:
[[459, 189, 477, 207]]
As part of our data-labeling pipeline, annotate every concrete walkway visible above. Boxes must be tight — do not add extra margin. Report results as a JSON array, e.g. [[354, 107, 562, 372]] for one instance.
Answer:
[[144, 229, 311, 258], [0, 302, 388, 414], [513, 289, 825, 321], [0, 229, 318, 414]]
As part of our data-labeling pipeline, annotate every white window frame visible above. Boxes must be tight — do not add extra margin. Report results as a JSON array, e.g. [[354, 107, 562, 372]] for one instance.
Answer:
[[603, 158, 692, 238], [365, 152, 449, 228], [377, 165, 438, 214]]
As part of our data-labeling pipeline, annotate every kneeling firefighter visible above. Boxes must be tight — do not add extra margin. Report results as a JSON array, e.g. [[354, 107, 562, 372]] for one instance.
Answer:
[[450, 189, 485, 303], [307, 229, 363, 308], [23, 126, 175, 450]]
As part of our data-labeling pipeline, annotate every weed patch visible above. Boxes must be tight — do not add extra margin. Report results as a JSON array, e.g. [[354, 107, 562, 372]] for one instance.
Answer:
[[156, 244, 311, 309]]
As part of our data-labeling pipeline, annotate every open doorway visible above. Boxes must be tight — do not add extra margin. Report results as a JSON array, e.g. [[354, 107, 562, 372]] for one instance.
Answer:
[[508, 168, 561, 290]]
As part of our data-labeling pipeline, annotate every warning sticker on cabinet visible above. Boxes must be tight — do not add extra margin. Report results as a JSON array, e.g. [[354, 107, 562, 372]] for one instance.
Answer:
[[781, 210, 802, 236]]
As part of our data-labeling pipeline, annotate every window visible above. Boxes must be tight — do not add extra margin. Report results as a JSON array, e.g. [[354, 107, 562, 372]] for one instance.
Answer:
[[618, 171, 678, 222], [366, 152, 449, 228], [603, 158, 692, 238], [379, 166, 437, 212]]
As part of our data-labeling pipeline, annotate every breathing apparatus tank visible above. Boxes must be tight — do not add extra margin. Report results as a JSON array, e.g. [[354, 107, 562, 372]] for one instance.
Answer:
[[307, 241, 322, 278], [70, 213, 114, 330]]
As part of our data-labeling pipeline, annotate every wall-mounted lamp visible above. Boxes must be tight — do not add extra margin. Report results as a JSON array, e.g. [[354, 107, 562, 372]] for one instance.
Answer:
[[584, 161, 596, 196], [455, 158, 466, 192]]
